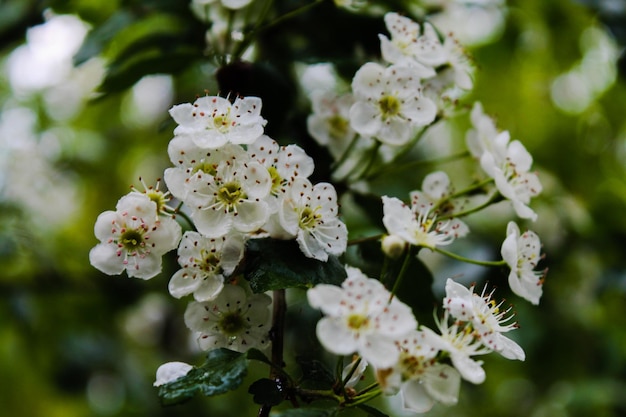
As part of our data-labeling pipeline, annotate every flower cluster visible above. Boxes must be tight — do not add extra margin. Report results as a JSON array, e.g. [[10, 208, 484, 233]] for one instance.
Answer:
[[88, 6, 547, 416], [308, 273, 525, 413], [90, 93, 348, 353], [304, 12, 474, 182]]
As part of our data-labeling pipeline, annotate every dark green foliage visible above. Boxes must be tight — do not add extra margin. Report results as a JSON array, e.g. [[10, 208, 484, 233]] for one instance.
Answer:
[[157, 349, 247, 406], [244, 238, 347, 293], [249, 378, 285, 406]]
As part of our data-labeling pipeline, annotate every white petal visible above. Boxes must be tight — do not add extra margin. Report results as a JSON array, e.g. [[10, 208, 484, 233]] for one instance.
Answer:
[[376, 118, 413, 146], [127, 252, 163, 279], [192, 208, 232, 238], [89, 243, 125, 276], [232, 200, 270, 233], [147, 217, 182, 254], [507, 140, 533, 172], [296, 230, 329, 261], [508, 269, 543, 305], [192, 277, 225, 302], [401, 380, 435, 413], [93, 211, 118, 241], [494, 334, 526, 361], [422, 171, 450, 201], [422, 364, 461, 405], [450, 352, 485, 384], [360, 334, 401, 369], [168, 268, 202, 298], [168, 103, 196, 126], [154, 361, 193, 386], [349, 101, 382, 137], [316, 318, 358, 355], [307, 284, 345, 315], [382, 196, 416, 244]]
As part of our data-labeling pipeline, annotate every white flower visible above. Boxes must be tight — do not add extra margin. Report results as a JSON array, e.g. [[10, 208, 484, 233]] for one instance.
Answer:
[[379, 13, 447, 78], [421, 315, 490, 384], [501, 221, 545, 305], [90, 193, 181, 279], [307, 90, 357, 159], [465, 102, 510, 165], [169, 95, 266, 148], [164, 136, 249, 201], [376, 329, 461, 413], [482, 140, 542, 221], [409, 171, 477, 217], [307, 267, 417, 369], [299, 62, 340, 95], [350, 63, 437, 146], [400, 363, 461, 413], [279, 178, 347, 261], [441, 34, 474, 90], [425, 1, 506, 47], [444, 278, 525, 360], [248, 135, 315, 212], [183, 151, 272, 238], [154, 362, 193, 386], [465, 103, 541, 220], [169, 231, 245, 302], [382, 196, 468, 249], [184, 284, 272, 352]]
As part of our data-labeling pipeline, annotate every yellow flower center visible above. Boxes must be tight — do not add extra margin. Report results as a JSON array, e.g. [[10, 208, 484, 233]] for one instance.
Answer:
[[347, 314, 369, 330], [217, 182, 246, 211], [120, 229, 144, 251], [378, 95, 401, 119], [299, 206, 321, 229], [218, 312, 246, 336], [327, 115, 350, 139]]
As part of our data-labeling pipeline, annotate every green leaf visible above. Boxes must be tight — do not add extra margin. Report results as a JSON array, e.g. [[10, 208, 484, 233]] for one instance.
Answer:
[[244, 238, 347, 293], [248, 378, 284, 406], [157, 348, 248, 406], [246, 348, 273, 366], [73, 11, 136, 65], [296, 356, 335, 390], [97, 48, 200, 94], [356, 404, 390, 417]]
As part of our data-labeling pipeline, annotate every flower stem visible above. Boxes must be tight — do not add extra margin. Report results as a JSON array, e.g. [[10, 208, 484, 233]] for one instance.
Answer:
[[437, 191, 502, 220], [164, 203, 195, 231], [389, 246, 416, 301], [341, 357, 362, 388], [364, 118, 440, 180], [330, 134, 362, 178], [432, 246, 506, 267], [367, 150, 469, 181], [356, 141, 382, 180], [258, 288, 287, 417], [347, 234, 382, 246]]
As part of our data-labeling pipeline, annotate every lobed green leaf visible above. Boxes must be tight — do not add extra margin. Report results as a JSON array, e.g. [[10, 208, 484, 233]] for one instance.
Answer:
[[157, 348, 248, 406]]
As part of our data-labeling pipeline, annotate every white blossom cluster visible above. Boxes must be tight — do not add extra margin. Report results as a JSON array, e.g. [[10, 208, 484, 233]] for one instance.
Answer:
[[299, 11, 546, 414], [305, 12, 473, 165], [90, 93, 348, 354], [308, 271, 525, 413], [89, 8, 548, 414]]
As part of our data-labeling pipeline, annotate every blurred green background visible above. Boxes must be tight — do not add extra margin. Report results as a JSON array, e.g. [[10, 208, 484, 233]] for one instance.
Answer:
[[1, 0, 625, 416]]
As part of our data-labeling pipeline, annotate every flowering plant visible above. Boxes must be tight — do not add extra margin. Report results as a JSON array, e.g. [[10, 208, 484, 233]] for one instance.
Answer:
[[89, 1, 547, 415]]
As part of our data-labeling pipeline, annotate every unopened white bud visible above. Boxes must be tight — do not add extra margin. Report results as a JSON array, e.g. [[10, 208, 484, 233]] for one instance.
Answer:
[[381, 234, 406, 259]]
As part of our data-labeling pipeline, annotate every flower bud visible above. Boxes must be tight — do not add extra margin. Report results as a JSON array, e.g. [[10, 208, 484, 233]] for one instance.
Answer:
[[381, 234, 406, 259]]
